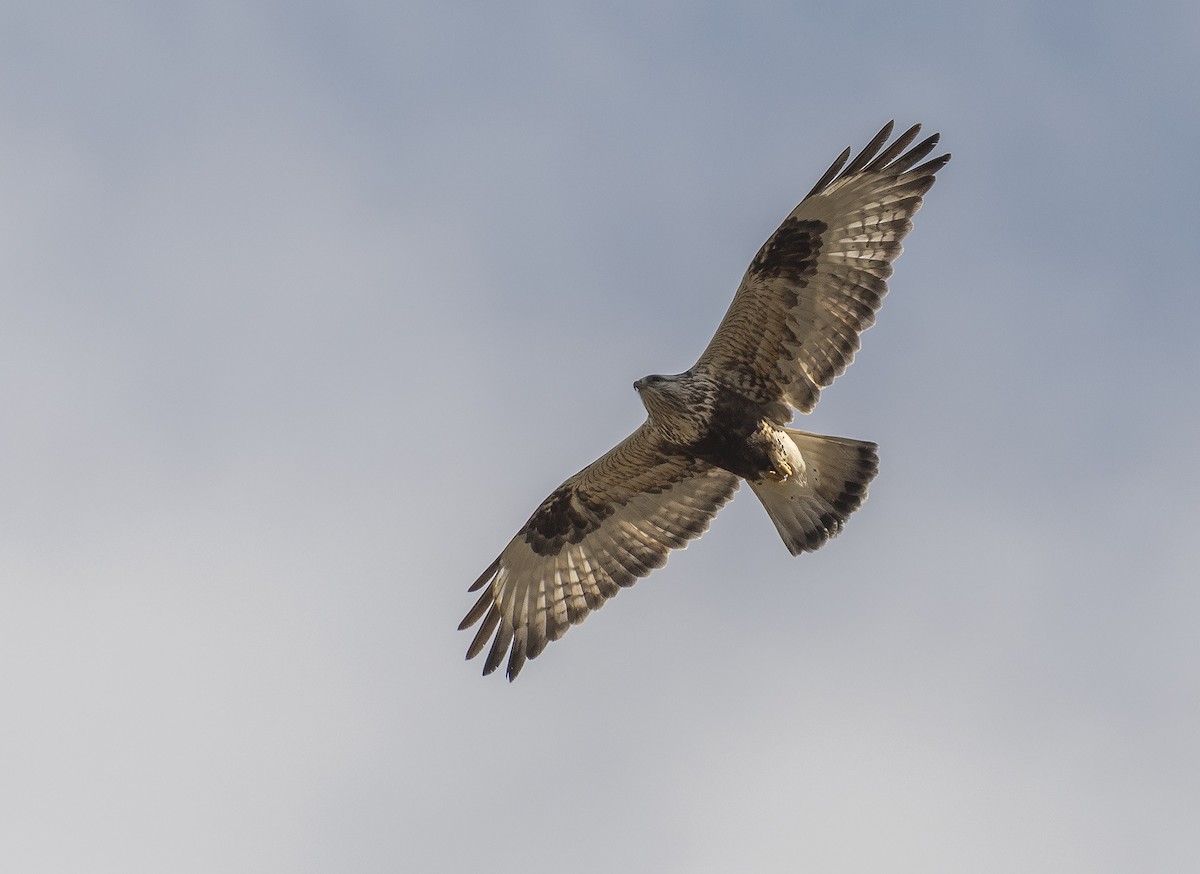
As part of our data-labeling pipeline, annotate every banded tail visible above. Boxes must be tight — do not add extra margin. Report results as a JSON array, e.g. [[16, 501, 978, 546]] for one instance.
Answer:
[[748, 429, 879, 555]]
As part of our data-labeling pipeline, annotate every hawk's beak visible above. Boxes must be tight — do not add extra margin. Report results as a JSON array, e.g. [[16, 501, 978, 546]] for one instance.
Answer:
[[633, 378, 645, 392]]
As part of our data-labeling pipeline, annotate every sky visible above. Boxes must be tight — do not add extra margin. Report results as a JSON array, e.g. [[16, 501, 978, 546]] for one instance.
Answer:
[[2, 1, 1198, 871]]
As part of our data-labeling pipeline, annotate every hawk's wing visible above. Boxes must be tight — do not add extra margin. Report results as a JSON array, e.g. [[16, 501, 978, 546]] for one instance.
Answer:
[[694, 121, 950, 417], [459, 422, 739, 680]]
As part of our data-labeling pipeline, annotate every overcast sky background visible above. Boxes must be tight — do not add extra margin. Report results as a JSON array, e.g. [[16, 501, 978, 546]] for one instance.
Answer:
[[3, 2, 1198, 871]]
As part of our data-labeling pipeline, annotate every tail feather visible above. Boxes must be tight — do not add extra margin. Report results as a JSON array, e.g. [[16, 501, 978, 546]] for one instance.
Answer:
[[748, 429, 879, 555]]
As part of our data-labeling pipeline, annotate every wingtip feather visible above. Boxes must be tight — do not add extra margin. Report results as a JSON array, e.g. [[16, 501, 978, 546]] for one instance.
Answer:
[[468, 556, 501, 592], [482, 621, 513, 676], [805, 121, 951, 198], [458, 586, 494, 631], [910, 152, 952, 176], [465, 604, 501, 659], [864, 123, 922, 172], [806, 145, 852, 198], [841, 121, 896, 176]]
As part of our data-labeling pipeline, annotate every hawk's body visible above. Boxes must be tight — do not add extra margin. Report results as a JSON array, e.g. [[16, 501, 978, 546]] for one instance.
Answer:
[[460, 122, 950, 680]]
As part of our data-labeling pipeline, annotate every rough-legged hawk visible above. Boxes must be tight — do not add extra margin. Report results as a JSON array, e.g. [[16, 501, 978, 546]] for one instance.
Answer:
[[459, 121, 950, 680]]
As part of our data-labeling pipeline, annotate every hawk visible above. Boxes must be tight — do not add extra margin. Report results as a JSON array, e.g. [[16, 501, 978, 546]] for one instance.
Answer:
[[460, 121, 949, 680]]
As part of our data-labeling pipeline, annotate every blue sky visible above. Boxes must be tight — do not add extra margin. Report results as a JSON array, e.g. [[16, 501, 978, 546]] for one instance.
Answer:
[[3, 2, 1198, 871]]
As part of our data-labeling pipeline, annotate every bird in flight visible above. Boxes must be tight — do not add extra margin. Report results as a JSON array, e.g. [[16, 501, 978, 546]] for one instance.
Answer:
[[460, 121, 949, 680]]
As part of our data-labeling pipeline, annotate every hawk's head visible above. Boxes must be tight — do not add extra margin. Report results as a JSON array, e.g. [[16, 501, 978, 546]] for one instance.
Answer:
[[634, 372, 708, 443]]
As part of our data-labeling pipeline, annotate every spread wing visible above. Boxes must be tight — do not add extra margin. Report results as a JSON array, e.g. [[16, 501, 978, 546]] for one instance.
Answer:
[[694, 121, 951, 417], [459, 422, 739, 681]]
